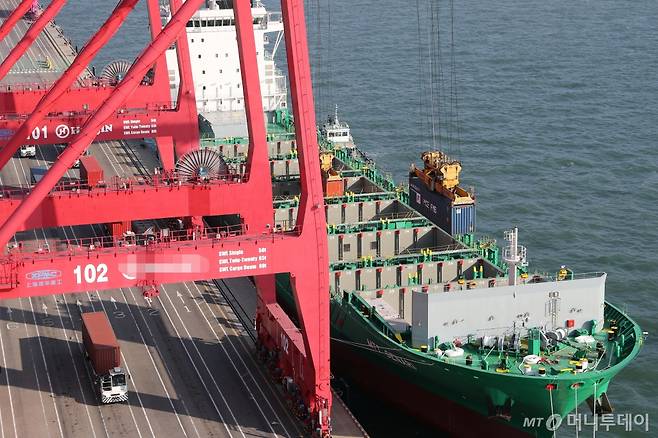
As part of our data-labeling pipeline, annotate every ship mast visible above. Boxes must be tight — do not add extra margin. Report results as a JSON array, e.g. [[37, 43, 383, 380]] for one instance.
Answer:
[[503, 227, 527, 286]]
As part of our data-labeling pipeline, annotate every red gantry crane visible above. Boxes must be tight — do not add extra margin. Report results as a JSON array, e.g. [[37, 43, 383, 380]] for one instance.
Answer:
[[0, 0, 331, 436]]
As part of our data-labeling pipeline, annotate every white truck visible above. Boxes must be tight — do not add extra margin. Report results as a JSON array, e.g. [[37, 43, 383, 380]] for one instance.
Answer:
[[81, 312, 129, 403], [19, 145, 36, 158]]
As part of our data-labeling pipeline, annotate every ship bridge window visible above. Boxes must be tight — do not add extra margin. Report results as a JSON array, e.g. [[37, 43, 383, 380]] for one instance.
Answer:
[[193, 20, 200, 27], [201, 20, 207, 27], [186, 21, 193, 28]]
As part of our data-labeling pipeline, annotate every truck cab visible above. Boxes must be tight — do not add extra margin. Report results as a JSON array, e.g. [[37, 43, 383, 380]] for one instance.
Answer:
[[99, 367, 129, 403], [19, 144, 36, 158], [81, 311, 129, 404]]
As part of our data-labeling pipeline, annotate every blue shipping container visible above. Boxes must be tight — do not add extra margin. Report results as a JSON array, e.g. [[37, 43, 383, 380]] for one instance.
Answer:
[[451, 203, 476, 235], [408, 176, 476, 236]]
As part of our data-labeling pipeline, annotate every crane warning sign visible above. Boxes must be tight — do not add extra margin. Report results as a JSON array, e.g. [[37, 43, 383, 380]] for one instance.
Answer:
[[218, 247, 268, 273], [122, 118, 158, 136]]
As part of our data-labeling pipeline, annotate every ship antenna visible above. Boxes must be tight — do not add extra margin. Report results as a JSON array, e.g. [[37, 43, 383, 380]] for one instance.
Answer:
[[503, 227, 527, 286], [334, 104, 339, 125]]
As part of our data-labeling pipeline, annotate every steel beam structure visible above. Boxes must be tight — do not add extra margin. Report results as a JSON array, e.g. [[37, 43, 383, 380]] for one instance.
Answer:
[[168, 0, 199, 160], [0, 0, 196, 167], [0, 79, 164, 115], [0, 229, 295, 297], [276, 0, 331, 433], [0, 0, 67, 81], [0, 0, 205, 249], [0, 176, 250, 231], [0, 0, 140, 170], [0, 0, 332, 434], [0, 0, 33, 42]]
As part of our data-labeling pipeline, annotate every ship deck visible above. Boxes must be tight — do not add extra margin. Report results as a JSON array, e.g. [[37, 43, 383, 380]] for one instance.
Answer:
[[0, 2, 366, 437]]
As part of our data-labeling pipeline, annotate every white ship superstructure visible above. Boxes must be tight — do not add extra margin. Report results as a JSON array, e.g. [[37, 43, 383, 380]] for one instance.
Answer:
[[163, 0, 287, 132]]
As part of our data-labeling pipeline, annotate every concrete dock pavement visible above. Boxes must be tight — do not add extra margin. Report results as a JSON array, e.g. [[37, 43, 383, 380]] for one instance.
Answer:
[[217, 278, 370, 438]]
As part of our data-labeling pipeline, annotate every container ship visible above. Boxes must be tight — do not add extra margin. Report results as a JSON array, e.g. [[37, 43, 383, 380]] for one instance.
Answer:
[[166, 1, 644, 436]]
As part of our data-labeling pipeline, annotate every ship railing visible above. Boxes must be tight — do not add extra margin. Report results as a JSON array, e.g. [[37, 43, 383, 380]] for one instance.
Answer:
[[329, 248, 479, 271], [274, 75, 287, 92], [0, 170, 246, 200], [215, 151, 296, 162], [199, 131, 295, 148], [328, 147, 399, 193], [273, 220, 298, 233], [398, 242, 471, 255], [326, 216, 432, 234], [0, 75, 156, 95], [371, 211, 418, 221], [273, 194, 297, 202], [273, 191, 401, 208], [527, 271, 606, 283], [5, 223, 290, 262], [324, 191, 398, 205], [265, 11, 282, 25], [0, 100, 176, 121]]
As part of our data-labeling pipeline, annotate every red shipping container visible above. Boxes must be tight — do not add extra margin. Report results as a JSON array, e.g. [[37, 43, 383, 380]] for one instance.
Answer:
[[81, 312, 121, 375], [324, 178, 344, 197], [108, 221, 131, 238], [79, 155, 104, 187]]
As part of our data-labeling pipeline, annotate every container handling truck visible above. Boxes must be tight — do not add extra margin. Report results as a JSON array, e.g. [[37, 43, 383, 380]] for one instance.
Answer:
[[81, 312, 129, 403]]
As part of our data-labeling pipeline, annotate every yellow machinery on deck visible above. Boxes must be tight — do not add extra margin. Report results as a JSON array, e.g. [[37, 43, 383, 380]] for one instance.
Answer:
[[321, 151, 344, 197], [410, 151, 473, 204]]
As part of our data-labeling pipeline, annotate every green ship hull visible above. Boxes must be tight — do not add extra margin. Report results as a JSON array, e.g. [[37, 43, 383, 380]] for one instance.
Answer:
[[274, 272, 642, 437], [329, 295, 642, 437]]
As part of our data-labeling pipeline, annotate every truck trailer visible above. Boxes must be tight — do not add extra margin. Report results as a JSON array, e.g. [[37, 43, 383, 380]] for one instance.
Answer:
[[81, 311, 129, 403]]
